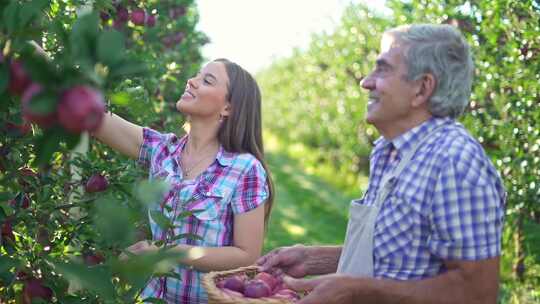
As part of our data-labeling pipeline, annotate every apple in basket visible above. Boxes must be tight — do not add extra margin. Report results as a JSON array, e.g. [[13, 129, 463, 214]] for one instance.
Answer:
[[222, 274, 247, 293], [254, 271, 280, 291]]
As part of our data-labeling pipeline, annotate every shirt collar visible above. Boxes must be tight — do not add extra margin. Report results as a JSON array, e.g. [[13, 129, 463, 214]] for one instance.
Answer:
[[390, 117, 452, 156], [177, 135, 234, 167]]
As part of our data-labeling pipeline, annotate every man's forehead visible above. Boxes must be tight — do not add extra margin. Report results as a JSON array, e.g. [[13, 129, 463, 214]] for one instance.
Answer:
[[377, 36, 407, 65]]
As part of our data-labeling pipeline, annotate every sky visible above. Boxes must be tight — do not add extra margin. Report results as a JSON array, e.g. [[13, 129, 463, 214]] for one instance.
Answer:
[[195, 0, 386, 74]]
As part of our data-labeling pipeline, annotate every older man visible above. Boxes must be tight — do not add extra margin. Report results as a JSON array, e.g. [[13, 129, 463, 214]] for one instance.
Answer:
[[258, 24, 506, 304]]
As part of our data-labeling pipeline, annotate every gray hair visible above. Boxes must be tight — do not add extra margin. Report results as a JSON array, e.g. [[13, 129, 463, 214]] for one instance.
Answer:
[[384, 24, 474, 118]]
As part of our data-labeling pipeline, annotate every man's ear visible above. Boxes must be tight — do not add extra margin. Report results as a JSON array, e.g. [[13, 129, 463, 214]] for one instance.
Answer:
[[412, 73, 436, 107]]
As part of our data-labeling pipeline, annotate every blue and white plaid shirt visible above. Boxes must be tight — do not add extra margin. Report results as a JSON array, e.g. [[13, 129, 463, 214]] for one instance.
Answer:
[[361, 117, 505, 280]]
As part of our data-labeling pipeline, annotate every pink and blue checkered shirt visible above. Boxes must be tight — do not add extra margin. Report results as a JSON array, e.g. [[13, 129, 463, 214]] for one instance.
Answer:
[[137, 128, 269, 303], [360, 117, 506, 279]]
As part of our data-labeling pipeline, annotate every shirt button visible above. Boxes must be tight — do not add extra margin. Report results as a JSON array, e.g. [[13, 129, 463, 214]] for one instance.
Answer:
[[206, 191, 211, 196]]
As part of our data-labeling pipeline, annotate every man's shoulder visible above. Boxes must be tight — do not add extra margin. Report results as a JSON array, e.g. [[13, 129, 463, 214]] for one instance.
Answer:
[[430, 122, 502, 186], [430, 122, 486, 160]]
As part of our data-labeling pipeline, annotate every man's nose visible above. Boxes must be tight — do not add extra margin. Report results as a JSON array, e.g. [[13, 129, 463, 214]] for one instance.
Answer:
[[360, 74, 374, 90]]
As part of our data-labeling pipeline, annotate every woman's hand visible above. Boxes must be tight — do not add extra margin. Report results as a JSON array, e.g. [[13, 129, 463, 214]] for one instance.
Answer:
[[119, 240, 159, 260]]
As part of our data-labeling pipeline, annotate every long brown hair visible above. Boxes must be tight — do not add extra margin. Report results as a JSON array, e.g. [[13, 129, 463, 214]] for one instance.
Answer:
[[214, 58, 275, 226]]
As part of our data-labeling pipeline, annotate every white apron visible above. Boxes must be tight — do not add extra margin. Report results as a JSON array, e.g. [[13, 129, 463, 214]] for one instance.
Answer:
[[336, 126, 443, 276]]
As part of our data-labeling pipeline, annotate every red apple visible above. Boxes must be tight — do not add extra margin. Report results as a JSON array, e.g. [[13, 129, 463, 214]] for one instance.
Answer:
[[216, 279, 226, 289], [116, 5, 129, 22], [85, 174, 109, 193], [57, 85, 105, 133], [16, 270, 30, 281], [8, 60, 32, 96], [146, 14, 156, 27], [9, 193, 31, 209], [162, 35, 174, 48], [1, 220, 14, 242], [22, 278, 53, 304], [84, 251, 105, 266], [5, 120, 31, 136], [172, 32, 185, 44], [130, 8, 146, 25], [21, 83, 58, 128], [254, 272, 279, 291], [18, 167, 38, 188], [169, 6, 186, 19], [223, 276, 245, 293], [244, 279, 271, 298]]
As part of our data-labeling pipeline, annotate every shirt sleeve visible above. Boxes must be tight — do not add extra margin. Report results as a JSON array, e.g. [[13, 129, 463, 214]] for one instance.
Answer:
[[137, 127, 176, 170], [230, 158, 269, 214], [428, 147, 505, 260]]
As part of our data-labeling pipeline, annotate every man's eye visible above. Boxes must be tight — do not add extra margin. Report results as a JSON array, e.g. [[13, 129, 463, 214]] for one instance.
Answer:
[[203, 79, 211, 84]]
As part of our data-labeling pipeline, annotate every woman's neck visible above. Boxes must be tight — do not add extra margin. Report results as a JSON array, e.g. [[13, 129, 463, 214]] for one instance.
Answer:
[[184, 119, 220, 153]]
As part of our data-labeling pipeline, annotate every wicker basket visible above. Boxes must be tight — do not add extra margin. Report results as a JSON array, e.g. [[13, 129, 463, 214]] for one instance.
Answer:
[[203, 265, 299, 304]]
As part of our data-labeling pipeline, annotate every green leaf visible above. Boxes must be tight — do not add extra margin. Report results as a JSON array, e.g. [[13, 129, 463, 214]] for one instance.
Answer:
[[20, 50, 59, 85], [50, 260, 116, 299], [134, 180, 170, 206], [141, 298, 167, 304], [0, 63, 8, 94], [0, 256, 18, 285], [70, 12, 100, 65], [110, 91, 130, 106], [0, 192, 13, 202], [149, 210, 173, 230], [97, 30, 125, 66], [2, 2, 20, 34], [169, 233, 204, 242], [94, 196, 135, 247], [19, 0, 49, 28], [110, 250, 180, 292], [26, 91, 57, 115], [108, 60, 148, 79], [176, 209, 204, 219], [34, 127, 64, 166]]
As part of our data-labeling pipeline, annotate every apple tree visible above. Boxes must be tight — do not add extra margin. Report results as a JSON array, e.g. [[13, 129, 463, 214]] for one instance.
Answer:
[[0, 0, 208, 302]]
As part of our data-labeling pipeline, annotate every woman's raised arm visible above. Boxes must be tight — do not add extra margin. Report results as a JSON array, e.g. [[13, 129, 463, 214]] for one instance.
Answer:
[[92, 112, 144, 159]]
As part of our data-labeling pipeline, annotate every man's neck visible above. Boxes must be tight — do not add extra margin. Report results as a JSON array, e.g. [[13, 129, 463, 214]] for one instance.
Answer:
[[378, 112, 433, 140]]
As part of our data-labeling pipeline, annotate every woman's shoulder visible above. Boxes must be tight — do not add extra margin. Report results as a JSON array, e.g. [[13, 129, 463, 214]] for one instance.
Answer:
[[220, 150, 265, 175]]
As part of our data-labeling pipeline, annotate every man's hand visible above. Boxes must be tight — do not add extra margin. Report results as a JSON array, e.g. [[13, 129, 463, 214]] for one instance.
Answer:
[[284, 274, 358, 304], [256, 244, 311, 278]]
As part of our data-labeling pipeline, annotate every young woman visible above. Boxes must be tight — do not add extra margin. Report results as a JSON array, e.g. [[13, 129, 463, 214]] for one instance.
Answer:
[[93, 58, 274, 303]]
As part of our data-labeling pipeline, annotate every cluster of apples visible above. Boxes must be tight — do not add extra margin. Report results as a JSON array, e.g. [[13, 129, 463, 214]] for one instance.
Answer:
[[101, 4, 157, 29], [216, 271, 300, 302], [6, 58, 106, 134]]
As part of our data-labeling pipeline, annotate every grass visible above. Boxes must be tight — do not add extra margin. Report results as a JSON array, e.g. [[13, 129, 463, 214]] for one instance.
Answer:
[[262, 132, 366, 253]]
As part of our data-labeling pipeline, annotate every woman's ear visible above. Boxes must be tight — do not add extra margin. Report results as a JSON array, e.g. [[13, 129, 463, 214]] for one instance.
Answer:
[[412, 73, 436, 107], [220, 103, 231, 118]]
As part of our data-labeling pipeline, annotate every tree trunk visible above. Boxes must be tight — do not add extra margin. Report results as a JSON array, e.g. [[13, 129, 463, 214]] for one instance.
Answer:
[[512, 212, 526, 281]]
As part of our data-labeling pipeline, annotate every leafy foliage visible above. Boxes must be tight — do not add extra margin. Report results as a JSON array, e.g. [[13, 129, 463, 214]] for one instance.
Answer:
[[0, 0, 207, 302]]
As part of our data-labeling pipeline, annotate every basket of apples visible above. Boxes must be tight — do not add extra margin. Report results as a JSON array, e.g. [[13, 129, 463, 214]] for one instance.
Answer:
[[203, 265, 302, 304]]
